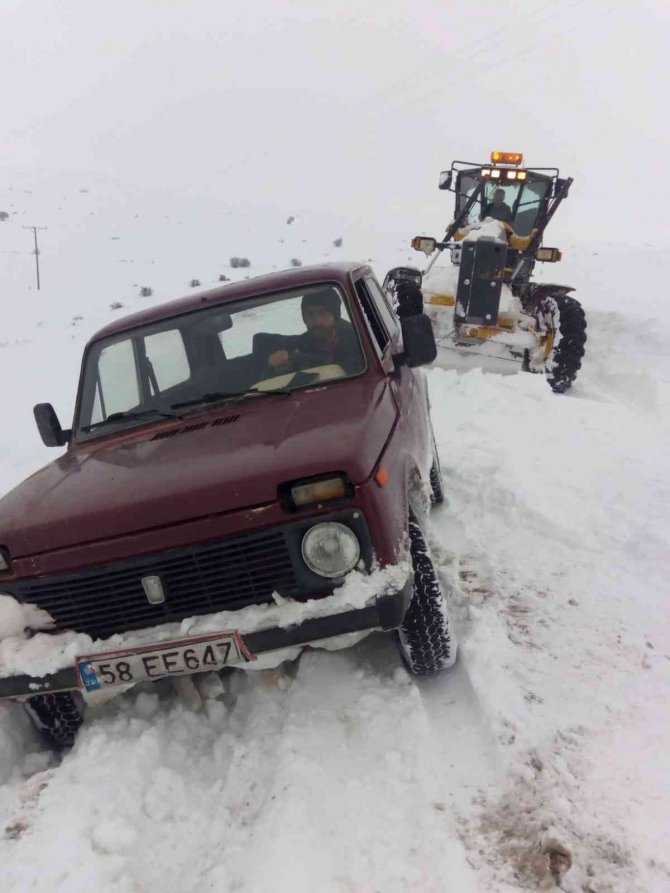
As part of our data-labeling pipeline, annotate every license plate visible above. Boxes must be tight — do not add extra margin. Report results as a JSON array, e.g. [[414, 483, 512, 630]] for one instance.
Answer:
[[76, 631, 252, 692]]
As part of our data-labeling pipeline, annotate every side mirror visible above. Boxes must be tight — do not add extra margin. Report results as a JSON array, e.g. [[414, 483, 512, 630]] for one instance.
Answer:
[[536, 247, 562, 262], [554, 178, 571, 198], [382, 265, 423, 296], [399, 314, 437, 368], [34, 403, 71, 447], [411, 236, 437, 256], [438, 170, 452, 190]]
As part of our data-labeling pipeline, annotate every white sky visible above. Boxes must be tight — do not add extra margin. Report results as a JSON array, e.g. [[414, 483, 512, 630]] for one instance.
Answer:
[[1, 0, 670, 242]]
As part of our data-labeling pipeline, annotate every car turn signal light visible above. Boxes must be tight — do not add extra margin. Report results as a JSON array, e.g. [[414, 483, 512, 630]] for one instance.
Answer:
[[290, 475, 349, 508], [375, 466, 389, 487], [491, 151, 524, 165]]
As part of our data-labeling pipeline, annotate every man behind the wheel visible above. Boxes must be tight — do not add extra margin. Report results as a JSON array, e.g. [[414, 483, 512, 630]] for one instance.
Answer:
[[268, 288, 363, 375]]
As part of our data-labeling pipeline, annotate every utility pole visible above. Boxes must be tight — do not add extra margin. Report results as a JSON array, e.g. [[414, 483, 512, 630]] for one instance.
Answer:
[[23, 225, 46, 290]]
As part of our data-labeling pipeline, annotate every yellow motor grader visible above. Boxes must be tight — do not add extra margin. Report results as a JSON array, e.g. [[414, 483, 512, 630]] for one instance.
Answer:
[[384, 151, 587, 392]]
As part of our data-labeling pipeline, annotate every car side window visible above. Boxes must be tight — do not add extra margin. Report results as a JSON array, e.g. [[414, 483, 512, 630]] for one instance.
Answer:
[[354, 279, 389, 355], [144, 329, 191, 392], [95, 339, 141, 418], [364, 276, 401, 342]]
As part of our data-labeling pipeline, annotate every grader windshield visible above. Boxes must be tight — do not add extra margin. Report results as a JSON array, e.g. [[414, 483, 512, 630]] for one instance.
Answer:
[[456, 172, 551, 236]]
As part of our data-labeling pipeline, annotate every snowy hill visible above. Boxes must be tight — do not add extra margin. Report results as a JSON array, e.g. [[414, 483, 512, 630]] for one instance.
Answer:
[[1, 173, 669, 892]]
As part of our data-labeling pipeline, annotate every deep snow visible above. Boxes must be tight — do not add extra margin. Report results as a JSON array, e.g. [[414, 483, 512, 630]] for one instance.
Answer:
[[1, 171, 669, 892]]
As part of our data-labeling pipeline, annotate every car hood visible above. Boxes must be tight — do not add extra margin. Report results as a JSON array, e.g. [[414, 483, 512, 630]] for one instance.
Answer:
[[0, 378, 397, 559]]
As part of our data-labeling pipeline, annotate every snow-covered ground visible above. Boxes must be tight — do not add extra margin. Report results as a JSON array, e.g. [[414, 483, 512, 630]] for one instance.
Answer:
[[1, 172, 669, 892]]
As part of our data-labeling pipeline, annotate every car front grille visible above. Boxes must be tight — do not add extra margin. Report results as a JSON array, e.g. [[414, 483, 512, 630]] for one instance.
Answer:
[[15, 530, 296, 640]]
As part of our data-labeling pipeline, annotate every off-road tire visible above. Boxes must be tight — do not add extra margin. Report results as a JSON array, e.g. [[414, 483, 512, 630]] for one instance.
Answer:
[[397, 511, 457, 675], [429, 437, 445, 505], [395, 281, 424, 319], [24, 692, 85, 749], [541, 294, 587, 393]]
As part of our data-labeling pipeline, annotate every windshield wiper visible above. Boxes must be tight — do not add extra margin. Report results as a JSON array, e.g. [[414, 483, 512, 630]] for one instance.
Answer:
[[81, 408, 181, 433], [172, 387, 293, 411]]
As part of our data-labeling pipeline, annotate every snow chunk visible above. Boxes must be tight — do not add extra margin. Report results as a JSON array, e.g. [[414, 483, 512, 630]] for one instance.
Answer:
[[0, 595, 54, 641], [0, 563, 410, 679], [91, 819, 137, 855], [461, 218, 508, 243], [423, 263, 459, 299]]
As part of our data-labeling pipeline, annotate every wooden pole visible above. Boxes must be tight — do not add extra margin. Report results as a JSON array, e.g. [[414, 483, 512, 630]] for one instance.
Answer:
[[23, 226, 46, 290]]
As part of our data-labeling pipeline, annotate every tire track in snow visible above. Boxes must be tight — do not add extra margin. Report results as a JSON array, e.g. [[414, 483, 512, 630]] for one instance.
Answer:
[[200, 642, 486, 893], [0, 643, 495, 893], [425, 348, 670, 891], [0, 672, 296, 893]]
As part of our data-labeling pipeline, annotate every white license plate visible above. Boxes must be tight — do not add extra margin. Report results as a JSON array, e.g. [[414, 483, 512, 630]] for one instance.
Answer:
[[77, 631, 252, 692]]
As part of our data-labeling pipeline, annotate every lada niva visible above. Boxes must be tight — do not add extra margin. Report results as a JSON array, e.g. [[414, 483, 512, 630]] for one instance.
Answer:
[[0, 263, 456, 746]]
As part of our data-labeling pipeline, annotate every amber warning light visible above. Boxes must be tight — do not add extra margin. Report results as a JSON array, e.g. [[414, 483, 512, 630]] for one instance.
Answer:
[[491, 151, 523, 166]]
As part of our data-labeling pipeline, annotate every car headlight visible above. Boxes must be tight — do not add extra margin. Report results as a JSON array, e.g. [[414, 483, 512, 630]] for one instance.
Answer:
[[301, 522, 360, 579]]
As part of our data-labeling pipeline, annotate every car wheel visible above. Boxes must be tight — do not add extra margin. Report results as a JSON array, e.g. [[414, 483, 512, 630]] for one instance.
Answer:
[[23, 691, 85, 749], [396, 510, 457, 675], [429, 434, 445, 505]]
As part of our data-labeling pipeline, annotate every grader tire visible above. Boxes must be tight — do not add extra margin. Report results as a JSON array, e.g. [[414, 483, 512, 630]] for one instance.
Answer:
[[538, 294, 587, 393]]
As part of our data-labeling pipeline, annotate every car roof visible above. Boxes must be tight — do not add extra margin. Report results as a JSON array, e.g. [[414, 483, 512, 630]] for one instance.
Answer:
[[89, 262, 370, 343]]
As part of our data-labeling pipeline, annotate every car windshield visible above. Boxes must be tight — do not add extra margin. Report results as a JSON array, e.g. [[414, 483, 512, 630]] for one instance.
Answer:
[[75, 284, 367, 439], [457, 174, 550, 236]]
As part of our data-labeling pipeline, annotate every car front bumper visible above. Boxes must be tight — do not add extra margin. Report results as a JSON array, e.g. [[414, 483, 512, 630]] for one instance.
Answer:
[[0, 575, 413, 699]]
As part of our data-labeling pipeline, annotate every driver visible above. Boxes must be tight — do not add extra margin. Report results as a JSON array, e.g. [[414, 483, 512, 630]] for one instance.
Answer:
[[483, 188, 513, 223], [268, 288, 362, 375]]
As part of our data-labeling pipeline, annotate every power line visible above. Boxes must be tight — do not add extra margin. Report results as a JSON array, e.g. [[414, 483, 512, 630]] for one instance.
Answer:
[[386, 0, 628, 124], [217, 0, 625, 190], [219, 0, 585, 182], [350, 0, 587, 131], [358, 0, 566, 108], [329, 0, 629, 173]]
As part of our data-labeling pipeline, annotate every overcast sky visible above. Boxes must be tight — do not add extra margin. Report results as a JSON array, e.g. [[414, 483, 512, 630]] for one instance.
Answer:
[[1, 0, 669, 243]]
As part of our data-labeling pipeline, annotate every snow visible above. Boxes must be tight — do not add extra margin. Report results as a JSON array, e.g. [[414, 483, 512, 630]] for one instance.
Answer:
[[423, 260, 460, 298], [0, 596, 54, 641], [427, 357, 670, 891], [0, 171, 669, 892], [461, 219, 509, 243]]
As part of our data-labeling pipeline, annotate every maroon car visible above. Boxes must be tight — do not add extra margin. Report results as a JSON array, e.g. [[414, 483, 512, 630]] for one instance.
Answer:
[[0, 263, 456, 746]]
